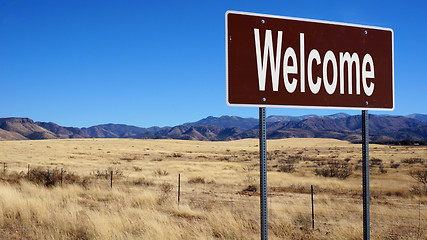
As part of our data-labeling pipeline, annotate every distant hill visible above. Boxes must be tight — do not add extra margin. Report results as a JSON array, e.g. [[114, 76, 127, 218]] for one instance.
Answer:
[[264, 115, 425, 142], [407, 113, 427, 122], [266, 114, 318, 123], [88, 124, 162, 138], [183, 116, 258, 131], [80, 124, 161, 138], [267, 113, 350, 123], [0, 128, 27, 140], [0, 118, 56, 140], [0, 113, 426, 142], [36, 122, 89, 139]]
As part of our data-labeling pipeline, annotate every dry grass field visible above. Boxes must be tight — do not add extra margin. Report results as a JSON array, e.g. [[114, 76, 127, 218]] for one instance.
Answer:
[[0, 138, 426, 239]]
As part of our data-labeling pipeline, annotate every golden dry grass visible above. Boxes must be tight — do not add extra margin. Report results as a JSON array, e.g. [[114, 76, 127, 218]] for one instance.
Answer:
[[0, 138, 426, 239]]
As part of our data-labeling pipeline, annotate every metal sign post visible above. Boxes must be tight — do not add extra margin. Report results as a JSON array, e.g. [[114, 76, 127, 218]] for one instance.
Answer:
[[259, 107, 268, 240], [226, 11, 393, 240], [362, 110, 370, 240]]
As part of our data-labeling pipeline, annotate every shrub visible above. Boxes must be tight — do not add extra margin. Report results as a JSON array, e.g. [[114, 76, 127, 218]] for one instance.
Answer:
[[28, 168, 81, 187], [80, 176, 92, 189], [286, 155, 303, 163], [293, 213, 312, 230], [91, 168, 122, 179], [160, 182, 173, 194], [188, 177, 205, 184], [132, 177, 154, 186], [402, 158, 424, 164], [370, 158, 383, 166], [91, 169, 110, 179], [133, 166, 143, 171], [279, 164, 295, 173], [153, 169, 169, 177], [379, 164, 387, 174], [243, 184, 257, 192], [157, 182, 173, 205], [390, 163, 400, 168], [62, 170, 81, 184], [409, 169, 427, 185], [314, 160, 352, 179], [28, 168, 56, 186], [108, 168, 123, 177], [0, 171, 25, 184], [410, 185, 427, 196], [120, 155, 139, 161]]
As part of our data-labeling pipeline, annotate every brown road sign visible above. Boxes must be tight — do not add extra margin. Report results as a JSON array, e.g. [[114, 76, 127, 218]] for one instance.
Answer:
[[226, 11, 394, 110]]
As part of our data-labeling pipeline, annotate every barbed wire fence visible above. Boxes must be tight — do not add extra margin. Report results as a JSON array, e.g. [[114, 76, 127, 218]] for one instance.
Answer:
[[0, 161, 425, 238]]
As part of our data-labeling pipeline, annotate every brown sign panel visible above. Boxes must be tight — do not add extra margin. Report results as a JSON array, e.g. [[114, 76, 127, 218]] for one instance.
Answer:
[[226, 11, 394, 110]]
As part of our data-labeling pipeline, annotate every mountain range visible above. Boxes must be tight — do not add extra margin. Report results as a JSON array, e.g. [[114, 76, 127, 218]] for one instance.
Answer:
[[0, 113, 426, 142]]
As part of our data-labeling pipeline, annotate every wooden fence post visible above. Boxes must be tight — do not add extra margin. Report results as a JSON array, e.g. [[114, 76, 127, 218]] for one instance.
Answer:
[[178, 173, 181, 207], [311, 185, 315, 229], [110, 171, 113, 188]]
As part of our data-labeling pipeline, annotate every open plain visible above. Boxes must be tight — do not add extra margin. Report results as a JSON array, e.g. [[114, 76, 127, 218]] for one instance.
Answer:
[[0, 138, 426, 239]]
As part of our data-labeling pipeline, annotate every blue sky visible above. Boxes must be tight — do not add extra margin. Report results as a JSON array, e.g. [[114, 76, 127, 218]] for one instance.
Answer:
[[1, 0, 426, 127]]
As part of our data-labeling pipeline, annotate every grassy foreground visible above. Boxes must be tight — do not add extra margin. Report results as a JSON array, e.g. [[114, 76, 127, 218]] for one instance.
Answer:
[[0, 138, 426, 239]]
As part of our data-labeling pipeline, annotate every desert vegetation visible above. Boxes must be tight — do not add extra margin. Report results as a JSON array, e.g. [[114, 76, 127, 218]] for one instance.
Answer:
[[0, 138, 426, 239]]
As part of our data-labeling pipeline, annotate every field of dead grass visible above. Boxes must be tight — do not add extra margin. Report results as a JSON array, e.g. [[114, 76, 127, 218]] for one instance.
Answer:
[[0, 138, 426, 239]]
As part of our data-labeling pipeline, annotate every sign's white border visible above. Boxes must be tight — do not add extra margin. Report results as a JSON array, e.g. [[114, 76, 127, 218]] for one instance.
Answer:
[[225, 10, 395, 111]]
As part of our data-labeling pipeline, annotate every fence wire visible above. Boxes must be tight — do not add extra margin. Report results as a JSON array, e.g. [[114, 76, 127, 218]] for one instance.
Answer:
[[1, 161, 426, 234]]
